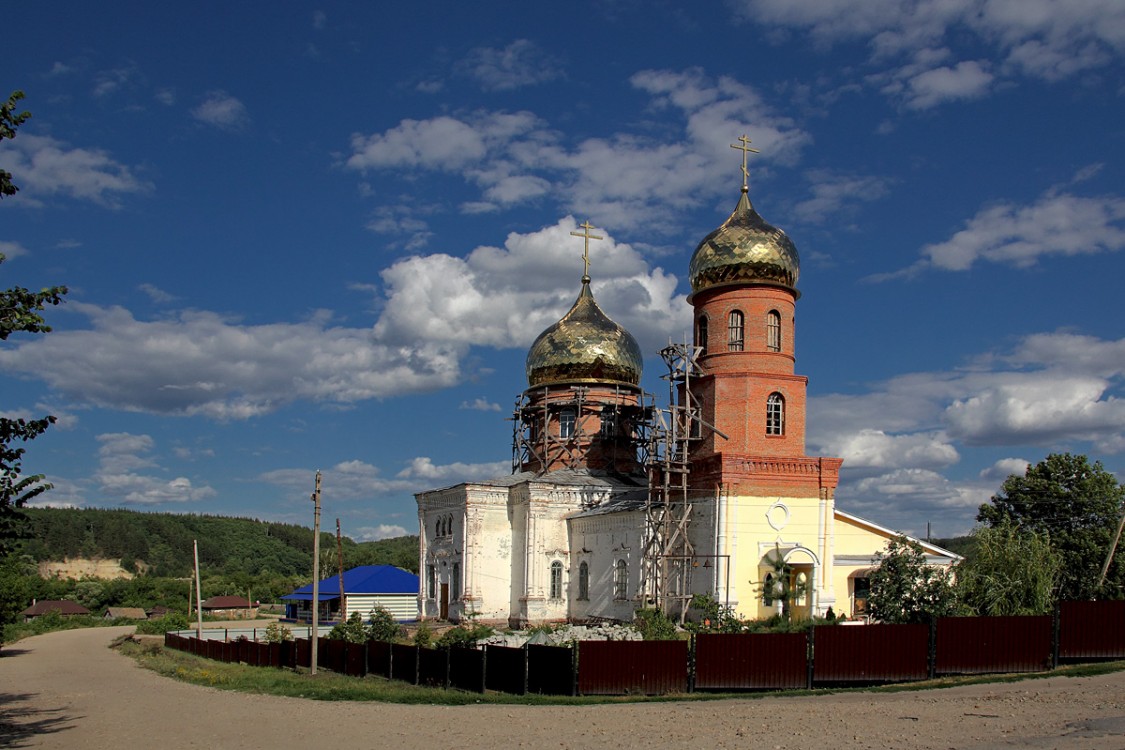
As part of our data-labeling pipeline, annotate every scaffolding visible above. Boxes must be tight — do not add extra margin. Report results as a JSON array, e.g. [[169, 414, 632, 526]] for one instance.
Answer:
[[639, 340, 711, 622], [511, 384, 653, 476]]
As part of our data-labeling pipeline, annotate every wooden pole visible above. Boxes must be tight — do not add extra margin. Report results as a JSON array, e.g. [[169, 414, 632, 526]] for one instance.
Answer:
[[1097, 503, 1125, 591], [310, 470, 321, 676], [193, 540, 203, 639], [336, 518, 346, 623]]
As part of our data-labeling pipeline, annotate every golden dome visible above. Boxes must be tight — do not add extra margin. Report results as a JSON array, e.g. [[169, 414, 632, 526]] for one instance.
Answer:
[[526, 280, 643, 388], [688, 188, 800, 299]]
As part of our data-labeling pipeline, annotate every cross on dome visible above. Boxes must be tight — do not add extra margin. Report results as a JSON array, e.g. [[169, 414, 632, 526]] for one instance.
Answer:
[[730, 134, 760, 192], [570, 219, 603, 282]]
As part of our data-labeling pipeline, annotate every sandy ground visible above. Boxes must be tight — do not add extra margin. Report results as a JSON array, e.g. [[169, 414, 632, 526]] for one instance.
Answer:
[[1, 626, 1124, 750]]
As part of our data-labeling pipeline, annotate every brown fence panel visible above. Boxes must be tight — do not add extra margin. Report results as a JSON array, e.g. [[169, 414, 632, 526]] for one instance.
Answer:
[[344, 642, 367, 677], [528, 644, 574, 695], [390, 643, 418, 683], [449, 647, 485, 693], [695, 632, 808, 690], [577, 640, 688, 695], [235, 638, 252, 664], [936, 616, 1051, 675], [295, 638, 311, 668], [320, 638, 346, 673], [1059, 601, 1125, 660], [418, 648, 448, 688], [814, 624, 928, 684], [485, 645, 526, 694], [367, 640, 392, 678]]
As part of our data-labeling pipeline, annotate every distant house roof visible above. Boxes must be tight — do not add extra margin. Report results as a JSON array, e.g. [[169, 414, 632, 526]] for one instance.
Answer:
[[200, 595, 253, 610], [104, 607, 148, 620], [282, 565, 419, 602], [21, 600, 90, 617]]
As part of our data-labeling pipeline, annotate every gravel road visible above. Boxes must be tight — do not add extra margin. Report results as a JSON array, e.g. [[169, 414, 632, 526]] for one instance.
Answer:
[[2, 626, 1124, 749]]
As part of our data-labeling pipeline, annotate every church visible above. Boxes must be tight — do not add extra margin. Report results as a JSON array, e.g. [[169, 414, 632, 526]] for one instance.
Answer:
[[416, 138, 957, 627]]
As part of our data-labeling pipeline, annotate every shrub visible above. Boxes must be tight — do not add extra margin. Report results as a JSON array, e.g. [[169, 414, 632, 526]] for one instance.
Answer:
[[135, 612, 190, 635], [262, 621, 293, 643], [328, 612, 368, 643], [366, 606, 405, 643], [412, 621, 433, 649], [632, 607, 680, 640], [436, 623, 494, 648]]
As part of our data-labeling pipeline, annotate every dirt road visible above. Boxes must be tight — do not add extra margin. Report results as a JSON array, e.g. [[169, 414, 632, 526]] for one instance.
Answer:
[[2, 626, 1124, 749]]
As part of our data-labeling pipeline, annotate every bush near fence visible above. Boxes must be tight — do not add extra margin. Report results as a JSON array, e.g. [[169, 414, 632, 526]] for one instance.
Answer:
[[164, 599, 1125, 696]]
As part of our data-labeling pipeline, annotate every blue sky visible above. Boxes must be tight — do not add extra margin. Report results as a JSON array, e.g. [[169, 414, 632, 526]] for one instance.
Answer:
[[3, 1, 1124, 541]]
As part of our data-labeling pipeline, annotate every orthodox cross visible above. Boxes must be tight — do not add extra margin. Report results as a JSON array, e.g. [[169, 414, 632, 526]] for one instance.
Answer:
[[730, 134, 760, 191], [570, 219, 603, 280]]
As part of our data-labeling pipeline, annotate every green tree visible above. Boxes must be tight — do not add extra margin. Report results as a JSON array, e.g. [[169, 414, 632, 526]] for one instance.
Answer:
[[977, 453, 1125, 600], [366, 605, 405, 643], [1, 91, 31, 198], [867, 536, 957, 624], [1, 90, 68, 558], [955, 521, 1060, 616]]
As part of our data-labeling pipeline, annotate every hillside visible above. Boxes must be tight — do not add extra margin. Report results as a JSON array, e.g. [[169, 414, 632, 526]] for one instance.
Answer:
[[18, 507, 418, 577]]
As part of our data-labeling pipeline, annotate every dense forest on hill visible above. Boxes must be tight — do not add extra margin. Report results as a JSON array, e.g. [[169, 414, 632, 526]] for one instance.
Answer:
[[18, 507, 418, 577]]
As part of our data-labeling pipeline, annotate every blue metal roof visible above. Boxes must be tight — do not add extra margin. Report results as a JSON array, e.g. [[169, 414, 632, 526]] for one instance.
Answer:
[[281, 565, 419, 601]]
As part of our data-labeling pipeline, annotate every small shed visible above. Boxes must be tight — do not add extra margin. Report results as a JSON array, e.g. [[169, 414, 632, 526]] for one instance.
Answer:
[[199, 595, 258, 620], [282, 565, 418, 623], [20, 600, 90, 622]]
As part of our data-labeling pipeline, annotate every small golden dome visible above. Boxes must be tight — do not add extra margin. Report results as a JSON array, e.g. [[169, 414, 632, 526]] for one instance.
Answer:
[[688, 188, 800, 299], [526, 280, 643, 388]]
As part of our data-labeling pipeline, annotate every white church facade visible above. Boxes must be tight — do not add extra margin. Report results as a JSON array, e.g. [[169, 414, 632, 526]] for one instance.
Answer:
[[416, 143, 957, 627]]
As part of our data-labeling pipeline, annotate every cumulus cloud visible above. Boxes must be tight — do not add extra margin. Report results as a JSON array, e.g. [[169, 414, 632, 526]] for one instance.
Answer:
[[457, 39, 563, 91], [396, 456, 508, 482], [460, 398, 502, 412], [0, 241, 29, 260], [0, 134, 152, 208], [93, 432, 215, 505], [734, 0, 1125, 108], [353, 524, 411, 541], [345, 69, 811, 230], [873, 188, 1125, 280], [793, 170, 891, 223], [192, 90, 251, 131], [0, 303, 464, 419]]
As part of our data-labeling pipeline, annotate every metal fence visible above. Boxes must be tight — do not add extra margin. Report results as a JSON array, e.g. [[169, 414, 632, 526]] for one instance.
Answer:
[[164, 599, 1125, 696]]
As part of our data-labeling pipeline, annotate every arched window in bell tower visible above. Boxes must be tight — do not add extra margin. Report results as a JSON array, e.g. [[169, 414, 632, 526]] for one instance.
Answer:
[[766, 392, 785, 435], [696, 315, 709, 356], [766, 310, 782, 352], [728, 310, 744, 351]]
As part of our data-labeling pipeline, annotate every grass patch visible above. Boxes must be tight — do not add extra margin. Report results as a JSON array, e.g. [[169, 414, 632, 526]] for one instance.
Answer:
[[113, 638, 1125, 706]]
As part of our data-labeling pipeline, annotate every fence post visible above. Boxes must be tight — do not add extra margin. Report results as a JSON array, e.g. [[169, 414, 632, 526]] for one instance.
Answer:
[[414, 645, 421, 686], [806, 626, 815, 689], [687, 632, 696, 693], [928, 616, 938, 679], [1051, 602, 1061, 669], [570, 642, 578, 697], [444, 647, 451, 690]]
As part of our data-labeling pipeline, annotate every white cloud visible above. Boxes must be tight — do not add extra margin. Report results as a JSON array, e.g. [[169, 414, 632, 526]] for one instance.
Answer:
[[396, 456, 508, 482], [900, 59, 994, 109], [0, 241, 29, 260], [979, 457, 1030, 483], [372, 217, 690, 354], [793, 170, 891, 223], [345, 69, 811, 231], [0, 134, 151, 208], [354, 524, 411, 541], [138, 283, 176, 303], [93, 432, 215, 505], [460, 398, 502, 412], [92, 65, 141, 98], [0, 303, 464, 419], [192, 91, 251, 131], [457, 39, 562, 91], [922, 192, 1125, 272], [811, 331, 1125, 465]]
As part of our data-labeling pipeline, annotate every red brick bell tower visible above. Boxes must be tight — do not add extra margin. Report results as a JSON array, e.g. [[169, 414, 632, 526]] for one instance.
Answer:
[[686, 137, 840, 497]]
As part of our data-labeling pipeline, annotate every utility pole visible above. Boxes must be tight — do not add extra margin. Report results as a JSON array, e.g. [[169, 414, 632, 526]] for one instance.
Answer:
[[310, 470, 321, 676], [1098, 502, 1125, 591], [336, 518, 346, 623], [193, 539, 203, 639]]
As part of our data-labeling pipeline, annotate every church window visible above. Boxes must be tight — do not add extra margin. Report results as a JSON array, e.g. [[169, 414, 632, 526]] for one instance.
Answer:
[[599, 407, 617, 436], [767, 310, 781, 352], [578, 561, 589, 601], [436, 517, 443, 537], [697, 315, 709, 356], [728, 310, 744, 351], [446, 514, 454, 537], [614, 559, 628, 600], [766, 393, 785, 436], [853, 577, 870, 616], [559, 408, 576, 438], [763, 573, 775, 605], [549, 561, 563, 600], [452, 562, 460, 601], [426, 564, 436, 599]]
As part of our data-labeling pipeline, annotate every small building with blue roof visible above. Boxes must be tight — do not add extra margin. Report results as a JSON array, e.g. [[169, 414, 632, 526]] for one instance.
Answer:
[[281, 565, 418, 623]]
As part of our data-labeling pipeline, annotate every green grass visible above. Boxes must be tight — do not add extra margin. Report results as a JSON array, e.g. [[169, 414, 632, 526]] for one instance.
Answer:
[[113, 636, 1125, 705]]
